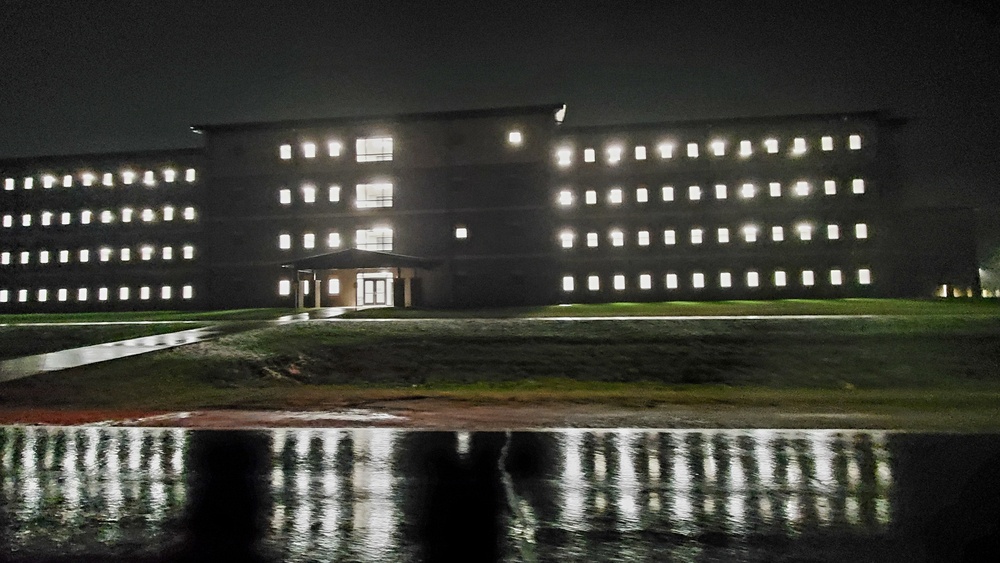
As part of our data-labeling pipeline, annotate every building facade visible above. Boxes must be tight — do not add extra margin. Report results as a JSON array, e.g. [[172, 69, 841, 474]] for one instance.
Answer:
[[0, 104, 979, 311]]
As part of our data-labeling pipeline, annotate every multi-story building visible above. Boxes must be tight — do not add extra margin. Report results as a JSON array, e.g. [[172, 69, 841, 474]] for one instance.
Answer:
[[0, 104, 978, 311]]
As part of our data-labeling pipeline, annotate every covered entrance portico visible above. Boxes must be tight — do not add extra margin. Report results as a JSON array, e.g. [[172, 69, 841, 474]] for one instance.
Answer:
[[281, 248, 438, 309]]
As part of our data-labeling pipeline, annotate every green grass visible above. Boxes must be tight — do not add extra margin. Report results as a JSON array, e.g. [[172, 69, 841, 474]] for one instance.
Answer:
[[0, 323, 206, 361], [0, 308, 295, 324]]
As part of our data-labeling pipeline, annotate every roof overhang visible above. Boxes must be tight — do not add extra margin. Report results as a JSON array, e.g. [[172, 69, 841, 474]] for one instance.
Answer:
[[280, 248, 441, 271]]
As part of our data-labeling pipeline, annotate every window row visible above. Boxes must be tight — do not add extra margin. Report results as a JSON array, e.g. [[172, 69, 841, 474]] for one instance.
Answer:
[[277, 183, 392, 208], [557, 179, 865, 207], [555, 134, 863, 166], [0, 285, 194, 304], [1, 245, 196, 266], [3, 206, 197, 228], [277, 278, 343, 297], [277, 228, 393, 252], [279, 136, 393, 162], [559, 223, 869, 248], [3, 169, 196, 191], [561, 268, 873, 292]]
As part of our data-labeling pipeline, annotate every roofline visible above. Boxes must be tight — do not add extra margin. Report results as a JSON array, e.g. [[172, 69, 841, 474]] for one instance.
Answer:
[[560, 110, 906, 134], [0, 147, 203, 167], [191, 103, 567, 133]]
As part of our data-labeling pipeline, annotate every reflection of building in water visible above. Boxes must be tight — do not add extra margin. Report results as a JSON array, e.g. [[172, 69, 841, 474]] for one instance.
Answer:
[[0, 426, 187, 556]]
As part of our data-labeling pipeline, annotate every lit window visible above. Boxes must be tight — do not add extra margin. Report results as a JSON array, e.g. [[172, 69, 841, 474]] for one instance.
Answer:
[[183, 207, 196, 220], [560, 230, 575, 248], [637, 230, 650, 246], [79, 249, 90, 262], [662, 186, 674, 201], [356, 183, 393, 208], [653, 142, 672, 159], [302, 184, 316, 203], [280, 144, 292, 159], [62, 175, 72, 187], [797, 223, 813, 241], [0, 252, 8, 265], [0, 290, 7, 303], [18, 289, 27, 302], [60, 212, 71, 225], [792, 137, 806, 154], [635, 146, 646, 160], [123, 171, 135, 185], [743, 225, 758, 242], [140, 286, 151, 300], [356, 136, 394, 162], [143, 171, 155, 186], [688, 185, 701, 201], [849, 135, 862, 150], [666, 273, 678, 289], [328, 141, 342, 157], [690, 228, 703, 245], [664, 230, 676, 245], [557, 190, 574, 206], [329, 185, 341, 202], [607, 146, 623, 164], [774, 270, 787, 287], [279, 234, 291, 250], [157, 286, 169, 300], [717, 228, 730, 243], [824, 180, 836, 195], [740, 183, 755, 199], [328, 278, 341, 295], [279, 280, 291, 296], [302, 142, 317, 158], [562, 275, 575, 291], [43, 175, 55, 188], [182, 285, 193, 299], [639, 274, 652, 290], [138, 245, 152, 261], [3, 178, 13, 190], [613, 274, 626, 290], [611, 230, 624, 247], [140, 208, 154, 222], [99, 247, 112, 262], [59, 250, 69, 263], [585, 190, 597, 205], [122, 248, 132, 261], [57, 288, 67, 302], [355, 227, 394, 251], [711, 140, 725, 156], [164, 169, 176, 183], [162, 206, 174, 221], [821, 136, 834, 151], [584, 148, 595, 163], [747, 271, 760, 288], [23, 177, 33, 190], [183, 245, 194, 259], [764, 138, 778, 154], [852, 179, 865, 194], [715, 184, 727, 199], [41, 211, 52, 226], [769, 182, 781, 197], [830, 269, 843, 285], [78, 288, 88, 301], [185, 168, 196, 182], [100, 210, 113, 224], [102, 172, 113, 186], [692, 272, 705, 289], [855, 223, 868, 239], [827, 224, 840, 239], [802, 270, 815, 286], [279, 189, 292, 204], [303, 233, 315, 249], [327, 232, 341, 248], [118, 208, 132, 223], [608, 188, 623, 204], [19, 251, 29, 264], [586, 232, 598, 247], [2, 215, 10, 228], [772, 226, 784, 241], [588, 275, 600, 291], [37, 289, 48, 302], [858, 268, 872, 285], [633, 187, 649, 203], [455, 226, 468, 239], [794, 181, 810, 196], [22, 214, 31, 227], [739, 140, 752, 157], [508, 130, 522, 145], [719, 272, 732, 288], [686, 143, 699, 158]]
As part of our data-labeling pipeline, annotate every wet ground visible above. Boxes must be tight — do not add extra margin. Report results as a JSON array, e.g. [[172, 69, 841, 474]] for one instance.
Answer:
[[1, 426, 998, 562]]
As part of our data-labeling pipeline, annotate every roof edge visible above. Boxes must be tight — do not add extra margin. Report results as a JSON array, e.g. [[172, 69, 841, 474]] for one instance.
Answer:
[[559, 110, 905, 133], [0, 147, 203, 166]]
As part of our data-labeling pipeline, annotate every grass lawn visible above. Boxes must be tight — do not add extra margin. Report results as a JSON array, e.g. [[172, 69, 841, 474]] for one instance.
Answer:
[[0, 308, 294, 325], [1, 315, 999, 430], [0, 323, 207, 361]]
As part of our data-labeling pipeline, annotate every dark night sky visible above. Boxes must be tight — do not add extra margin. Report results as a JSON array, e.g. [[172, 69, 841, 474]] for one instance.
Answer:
[[2, 0, 998, 249]]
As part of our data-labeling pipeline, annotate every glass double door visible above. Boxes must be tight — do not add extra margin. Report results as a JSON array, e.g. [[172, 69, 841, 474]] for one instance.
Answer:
[[357, 273, 393, 306]]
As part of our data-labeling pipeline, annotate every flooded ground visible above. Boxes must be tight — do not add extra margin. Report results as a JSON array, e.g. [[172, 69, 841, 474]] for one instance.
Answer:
[[0, 427, 998, 562]]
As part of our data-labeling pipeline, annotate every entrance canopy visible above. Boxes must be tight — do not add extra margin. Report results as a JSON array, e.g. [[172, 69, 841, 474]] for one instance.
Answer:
[[281, 248, 440, 271]]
